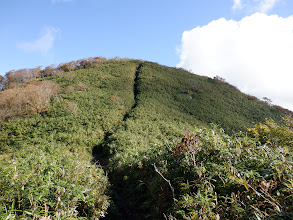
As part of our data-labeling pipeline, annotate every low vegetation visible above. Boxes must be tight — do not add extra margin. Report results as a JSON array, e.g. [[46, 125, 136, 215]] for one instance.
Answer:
[[0, 147, 109, 219], [0, 58, 292, 219], [116, 121, 292, 219], [0, 59, 138, 219]]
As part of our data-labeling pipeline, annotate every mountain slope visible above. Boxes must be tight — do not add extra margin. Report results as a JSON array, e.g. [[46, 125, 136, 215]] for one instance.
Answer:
[[98, 61, 288, 218], [0, 59, 140, 219], [0, 58, 291, 219]]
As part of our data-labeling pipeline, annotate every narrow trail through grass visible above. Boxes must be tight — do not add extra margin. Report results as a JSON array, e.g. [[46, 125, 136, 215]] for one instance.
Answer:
[[122, 63, 142, 122], [92, 63, 143, 219]]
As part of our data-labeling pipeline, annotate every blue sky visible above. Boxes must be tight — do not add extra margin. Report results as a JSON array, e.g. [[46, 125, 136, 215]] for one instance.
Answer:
[[0, 0, 244, 73], [1, 0, 293, 109]]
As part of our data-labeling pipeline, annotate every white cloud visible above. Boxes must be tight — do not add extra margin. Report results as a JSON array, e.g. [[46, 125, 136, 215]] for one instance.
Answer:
[[233, 0, 243, 10], [258, 0, 281, 13], [232, 0, 281, 13], [18, 27, 59, 56], [177, 13, 293, 111]]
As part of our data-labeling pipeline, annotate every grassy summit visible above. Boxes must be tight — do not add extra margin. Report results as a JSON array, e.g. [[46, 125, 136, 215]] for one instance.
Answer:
[[0, 58, 291, 219]]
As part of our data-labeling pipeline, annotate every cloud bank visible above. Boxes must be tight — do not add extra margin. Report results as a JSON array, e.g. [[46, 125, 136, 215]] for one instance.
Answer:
[[232, 0, 281, 13], [19, 27, 59, 56], [177, 13, 293, 111]]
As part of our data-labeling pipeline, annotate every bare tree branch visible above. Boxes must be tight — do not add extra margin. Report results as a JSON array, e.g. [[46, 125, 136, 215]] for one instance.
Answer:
[[153, 163, 175, 202]]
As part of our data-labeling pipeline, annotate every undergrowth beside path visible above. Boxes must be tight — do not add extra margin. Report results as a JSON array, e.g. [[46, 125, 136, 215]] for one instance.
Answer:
[[0, 59, 140, 219], [0, 58, 291, 219], [93, 62, 143, 219]]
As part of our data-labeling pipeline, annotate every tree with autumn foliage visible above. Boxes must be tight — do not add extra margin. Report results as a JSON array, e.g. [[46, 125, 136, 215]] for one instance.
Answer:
[[0, 81, 61, 121], [25, 81, 61, 114], [3, 67, 42, 89], [0, 75, 5, 91]]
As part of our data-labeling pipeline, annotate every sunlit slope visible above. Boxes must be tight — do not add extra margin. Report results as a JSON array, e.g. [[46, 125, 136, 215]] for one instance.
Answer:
[[135, 62, 282, 132], [0, 58, 287, 219], [103, 61, 287, 219], [0, 59, 140, 219]]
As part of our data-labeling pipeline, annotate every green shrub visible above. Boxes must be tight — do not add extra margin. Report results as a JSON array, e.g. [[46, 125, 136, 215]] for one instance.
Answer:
[[0, 147, 109, 219], [164, 128, 292, 219], [118, 126, 292, 219], [248, 115, 293, 147]]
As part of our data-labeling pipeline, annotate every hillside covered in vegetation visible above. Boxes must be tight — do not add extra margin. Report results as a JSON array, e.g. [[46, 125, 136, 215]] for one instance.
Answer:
[[0, 58, 292, 219]]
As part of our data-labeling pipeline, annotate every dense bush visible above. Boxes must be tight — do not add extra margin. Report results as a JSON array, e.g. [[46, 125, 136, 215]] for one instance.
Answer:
[[249, 115, 293, 147], [0, 59, 141, 219], [0, 81, 61, 121], [164, 126, 292, 219], [0, 147, 109, 219], [113, 124, 292, 219]]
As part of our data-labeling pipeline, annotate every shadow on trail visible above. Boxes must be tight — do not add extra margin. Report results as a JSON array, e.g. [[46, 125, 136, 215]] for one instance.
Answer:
[[92, 133, 138, 220], [92, 63, 143, 220]]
